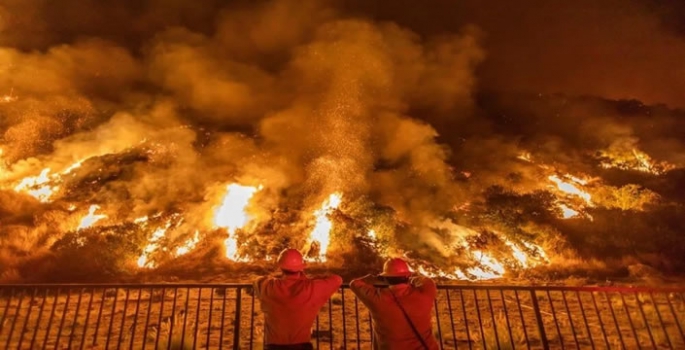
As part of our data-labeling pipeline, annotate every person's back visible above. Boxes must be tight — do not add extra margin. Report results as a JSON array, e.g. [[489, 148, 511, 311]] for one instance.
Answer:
[[254, 249, 342, 350], [350, 259, 439, 350]]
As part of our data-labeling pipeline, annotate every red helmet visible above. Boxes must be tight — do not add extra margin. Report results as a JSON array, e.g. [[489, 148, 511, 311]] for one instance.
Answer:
[[380, 258, 412, 277], [277, 248, 305, 272]]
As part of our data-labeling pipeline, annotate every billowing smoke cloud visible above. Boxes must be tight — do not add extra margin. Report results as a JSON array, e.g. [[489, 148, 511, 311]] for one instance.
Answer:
[[1, 0, 685, 281], [0, 0, 486, 272]]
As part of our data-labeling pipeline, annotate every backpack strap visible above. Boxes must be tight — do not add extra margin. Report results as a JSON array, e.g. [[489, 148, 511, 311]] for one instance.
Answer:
[[389, 289, 430, 350]]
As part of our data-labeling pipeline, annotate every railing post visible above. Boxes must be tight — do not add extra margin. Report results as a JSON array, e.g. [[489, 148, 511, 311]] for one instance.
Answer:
[[529, 290, 550, 350], [233, 287, 242, 350]]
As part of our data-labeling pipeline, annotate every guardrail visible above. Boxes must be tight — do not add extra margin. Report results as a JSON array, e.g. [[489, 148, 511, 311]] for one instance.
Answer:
[[0, 284, 684, 349]]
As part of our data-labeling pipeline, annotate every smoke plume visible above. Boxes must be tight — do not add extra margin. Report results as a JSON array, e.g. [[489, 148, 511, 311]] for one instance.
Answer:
[[1, 0, 685, 280]]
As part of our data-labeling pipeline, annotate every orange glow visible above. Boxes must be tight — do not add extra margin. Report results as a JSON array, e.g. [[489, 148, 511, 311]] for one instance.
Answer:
[[0, 94, 17, 103], [175, 230, 200, 256], [548, 175, 592, 205], [306, 192, 342, 261], [558, 203, 580, 219], [137, 221, 172, 268], [600, 148, 675, 175], [517, 152, 533, 162], [13, 168, 58, 202], [9, 157, 88, 203], [213, 183, 261, 260], [77, 205, 107, 230], [466, 250, 505, 280]]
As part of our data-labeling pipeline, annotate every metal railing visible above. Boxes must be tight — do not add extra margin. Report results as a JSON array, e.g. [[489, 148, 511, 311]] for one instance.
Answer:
[[0, 283, 684, 349]]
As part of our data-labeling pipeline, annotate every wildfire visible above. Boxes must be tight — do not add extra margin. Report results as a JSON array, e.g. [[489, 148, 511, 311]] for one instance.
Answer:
[[410, 232, 550, 281], [0, 94, 17, 103], [548, 175, 592, 205], [8, 157, 88, 203], [466, 251, 506, 280], [137, 221, 173, 268], [558, 204, 579, 218], [414, 252, 506, 281], [13, 168, 59, 202], [504, 240, 530, 267], [599, 148, 676, 175], [521, 240, 549, 262], [502, 238, 549, 268], [416, 265, 467, 280], [517, 152, 533, 162], [61, 160, 84, 175], [213, 183, 262, 260], [306, 192, 342, 261], [175, 230, 200, 256], [77, 205, 107, 230]]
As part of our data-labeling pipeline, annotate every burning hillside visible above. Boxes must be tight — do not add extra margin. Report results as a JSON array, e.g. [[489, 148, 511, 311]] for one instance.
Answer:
[[1, 0, 685, 283]]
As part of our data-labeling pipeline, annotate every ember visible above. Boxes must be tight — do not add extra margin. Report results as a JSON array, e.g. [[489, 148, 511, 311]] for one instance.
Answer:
[[1, 0, 684, 283]]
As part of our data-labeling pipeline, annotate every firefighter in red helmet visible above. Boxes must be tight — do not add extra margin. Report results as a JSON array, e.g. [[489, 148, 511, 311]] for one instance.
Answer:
[[350, 257, 439, 350], [253, 248, 342, 350]]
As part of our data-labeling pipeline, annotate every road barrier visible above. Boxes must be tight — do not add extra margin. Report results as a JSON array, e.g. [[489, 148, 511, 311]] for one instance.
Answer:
[[0, 283, 684, 349]]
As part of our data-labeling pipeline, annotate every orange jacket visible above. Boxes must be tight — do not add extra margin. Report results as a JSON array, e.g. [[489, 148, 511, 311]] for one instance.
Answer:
[[350, 275, 439, 350], [254, 273, 343, 345]]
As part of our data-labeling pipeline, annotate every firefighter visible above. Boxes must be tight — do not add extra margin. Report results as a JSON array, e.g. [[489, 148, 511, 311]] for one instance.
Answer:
[[350, 258, 439, 350], [253, 248, 343, 350]]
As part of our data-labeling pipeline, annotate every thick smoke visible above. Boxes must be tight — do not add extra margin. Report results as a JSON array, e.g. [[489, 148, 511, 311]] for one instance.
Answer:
[[1, 0, 685, 280], [0, 0, 486, 274]]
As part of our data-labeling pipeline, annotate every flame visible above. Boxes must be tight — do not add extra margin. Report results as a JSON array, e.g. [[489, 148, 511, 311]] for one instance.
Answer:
[[13, 168, 59, 202], [548, 175, 592, 205], [175, 230, 200, 256], [77, 205, 107, 230], [521, 241, 549, 262], [412, 234, 550, 281], [517, 152, 533, 162], [61, 160, 84, 175], [416, 265, 467, 280], [502, 238, 549, 268], [558, 204, 580, 218], [9, 157, 88, 203], [0, 94, 17, 103], [503, 240, 530, 267], [307, 192, 342, 261], [466, 250, 505, 280], [213, 183, 261, 260], [137, 221, 173, 268], [599, 148, 675, 175], [368, 229, 377, 240]]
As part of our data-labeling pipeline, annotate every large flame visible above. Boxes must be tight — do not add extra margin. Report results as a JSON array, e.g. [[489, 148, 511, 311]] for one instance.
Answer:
[[137, 220, 173, 268], [600, 148, 675, 175], [175, 230, 200, 256], [77, 205, 107, 230], [411, 232, 549, 281], [213, 183, 261, 260], [466, 250, 506, 280], [306, 192, 342, 261], [548, 175, 592, 204], [13, 168, 58, 203], [9, 158, 87, 203], [558, 204, 580, 219]]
